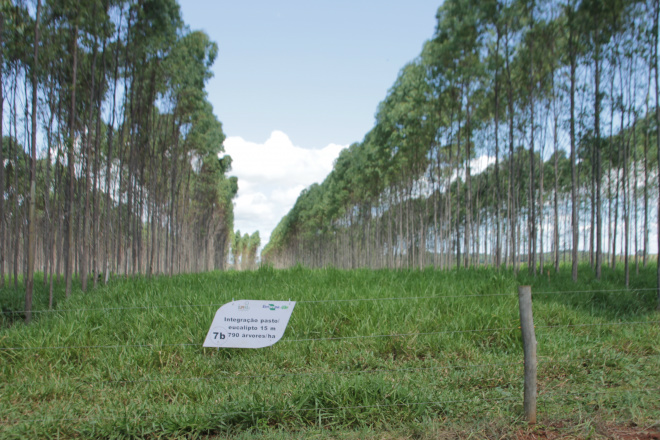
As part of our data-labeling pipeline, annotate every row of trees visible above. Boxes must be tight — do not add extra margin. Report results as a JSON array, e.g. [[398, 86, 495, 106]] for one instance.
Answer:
[[1, 0, 237, 321], [263, 0, 660, 290], [231, 230, 260, 270]]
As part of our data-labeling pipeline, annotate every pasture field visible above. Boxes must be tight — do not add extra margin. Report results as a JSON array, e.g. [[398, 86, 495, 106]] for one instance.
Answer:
[[0, 265, 659, 439]]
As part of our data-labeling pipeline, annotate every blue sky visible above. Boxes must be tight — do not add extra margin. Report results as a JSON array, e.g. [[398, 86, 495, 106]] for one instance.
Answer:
[[178, 0, 441, 245]]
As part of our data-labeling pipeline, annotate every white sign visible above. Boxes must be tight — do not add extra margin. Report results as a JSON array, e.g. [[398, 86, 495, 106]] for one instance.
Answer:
[[203, 300, 296, 349]]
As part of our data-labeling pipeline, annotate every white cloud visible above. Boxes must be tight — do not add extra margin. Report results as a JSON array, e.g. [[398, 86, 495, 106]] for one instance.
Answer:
[[449, 155, 496, 183], [471, 155, 495, 174], [223, 131, 347, 248]]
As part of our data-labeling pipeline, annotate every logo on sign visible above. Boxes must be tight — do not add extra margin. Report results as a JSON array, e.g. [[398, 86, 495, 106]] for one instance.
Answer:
[[238, 302, 250, 311], [262, 304, 289, 311]]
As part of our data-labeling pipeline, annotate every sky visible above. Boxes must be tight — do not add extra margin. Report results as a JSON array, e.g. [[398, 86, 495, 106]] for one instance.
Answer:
[[178, 0, 441, 246]]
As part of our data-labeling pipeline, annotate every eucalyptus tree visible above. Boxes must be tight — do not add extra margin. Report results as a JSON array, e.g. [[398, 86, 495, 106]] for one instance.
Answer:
[[246, 232, 261, 270], [653, 0, 660, 309], [0, 5, 6, 287], [1, 0, 238, 317], [25, 0, 41, 322]]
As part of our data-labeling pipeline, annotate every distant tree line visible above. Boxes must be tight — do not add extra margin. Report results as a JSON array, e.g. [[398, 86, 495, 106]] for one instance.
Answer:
[[230, 230, 260, 271], [1, 0, 237, 321], [263, 0, 660, 290]]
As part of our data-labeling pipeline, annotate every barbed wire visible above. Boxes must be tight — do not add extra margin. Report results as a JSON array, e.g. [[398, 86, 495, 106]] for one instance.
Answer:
[[535, 320, 660, 330], [1, 320, 657, 351], [2, 287, 655, 316], [2, 360, 523, 387], [531, 287, 657, 295], [0, 292, 514, 315], [0, 326, 517, 351], [540, 387, 660, 400]]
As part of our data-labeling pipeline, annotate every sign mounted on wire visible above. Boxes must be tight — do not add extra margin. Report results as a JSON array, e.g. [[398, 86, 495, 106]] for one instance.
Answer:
[[203, 300, 296, 349]]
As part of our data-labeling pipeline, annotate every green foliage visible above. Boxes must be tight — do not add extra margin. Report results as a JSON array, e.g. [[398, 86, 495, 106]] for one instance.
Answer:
[[265, 0, 658, 277], [2, 0, 238, 283]]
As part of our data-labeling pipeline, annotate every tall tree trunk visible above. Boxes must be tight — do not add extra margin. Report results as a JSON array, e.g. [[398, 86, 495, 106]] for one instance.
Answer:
[[594, 33, 603, 279], [505, 26, 516, 271], [529, 67, 536, 275], [93, 36, 108, 288], [569, 11, 578, 282], [644, 63, 651, 267], [495, 27, 502, 269], [105, 6, 123, 283], [11, 76, 19, 288], [553, 107, 559, 272], [81, 17, 100, 292], [25, 0, 41, 323], [0, 11, 5, 287], [43, 73, 59, 289], [65, 20, 79, 298], [465, 88, 472, 269], [654, 0, 660, 309]]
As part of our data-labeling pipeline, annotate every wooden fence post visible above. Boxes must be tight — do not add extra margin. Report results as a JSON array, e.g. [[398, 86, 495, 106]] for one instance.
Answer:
[[518, 285, 537, 424]]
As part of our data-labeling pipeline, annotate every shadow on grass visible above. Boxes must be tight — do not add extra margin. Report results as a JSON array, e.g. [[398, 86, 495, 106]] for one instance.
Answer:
[[515, 262, 658, 321]]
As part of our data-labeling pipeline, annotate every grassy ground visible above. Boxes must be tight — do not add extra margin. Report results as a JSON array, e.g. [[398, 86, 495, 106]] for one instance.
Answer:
[[0, 264, 658, 439]]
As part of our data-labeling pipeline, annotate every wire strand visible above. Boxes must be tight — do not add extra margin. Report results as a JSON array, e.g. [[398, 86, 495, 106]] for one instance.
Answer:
[[532, 287, 656, 295], [0, 326, 519, 351], [51, 361, 526, 386], [536, 320, 660, 330], [3, 287, 655, 316], [540, 387, 660, 399], [1, 321, 657, 351], [0, 292, 515, 315]]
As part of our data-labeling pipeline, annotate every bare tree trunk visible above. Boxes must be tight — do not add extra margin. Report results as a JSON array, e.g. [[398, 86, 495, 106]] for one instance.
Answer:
[[43, 76, 57, 287], [81, 19, 100, 292], [505, 25, 517, 271], [644, 62, 651, 267], [569, 13, 578, 282], [105, 7, 123, 284], [495, 27, 502, 269], [529, 81, 536, 275], [0, 11, 5, 287], [25, 0, 41, 323], [65, 20, 79, 298], [528, 12, 536, 276], [11, 72, 19, 288], [594, 34, 603, 279], [553, 109, 559, 272], [654, 0, 660, 309], [465, 89, 472, 269]]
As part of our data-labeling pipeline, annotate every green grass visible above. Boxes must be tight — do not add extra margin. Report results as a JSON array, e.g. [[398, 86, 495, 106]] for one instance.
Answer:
[[0, 264, 659, 439]]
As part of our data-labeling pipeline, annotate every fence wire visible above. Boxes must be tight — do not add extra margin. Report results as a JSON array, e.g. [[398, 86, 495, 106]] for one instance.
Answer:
[[1, 320, 657, 351], [2, 287, 656, 316]]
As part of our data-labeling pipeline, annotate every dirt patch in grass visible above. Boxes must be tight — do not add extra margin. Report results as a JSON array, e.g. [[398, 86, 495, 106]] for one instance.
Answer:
[[210, 420, 660, 440], [514, 421, 660, 440]]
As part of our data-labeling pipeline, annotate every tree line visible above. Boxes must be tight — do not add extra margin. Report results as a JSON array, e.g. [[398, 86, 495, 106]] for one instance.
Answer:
[[1, 0, 238, 322], [231, 229, 260, 271], [262, 0, 660, 294]]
